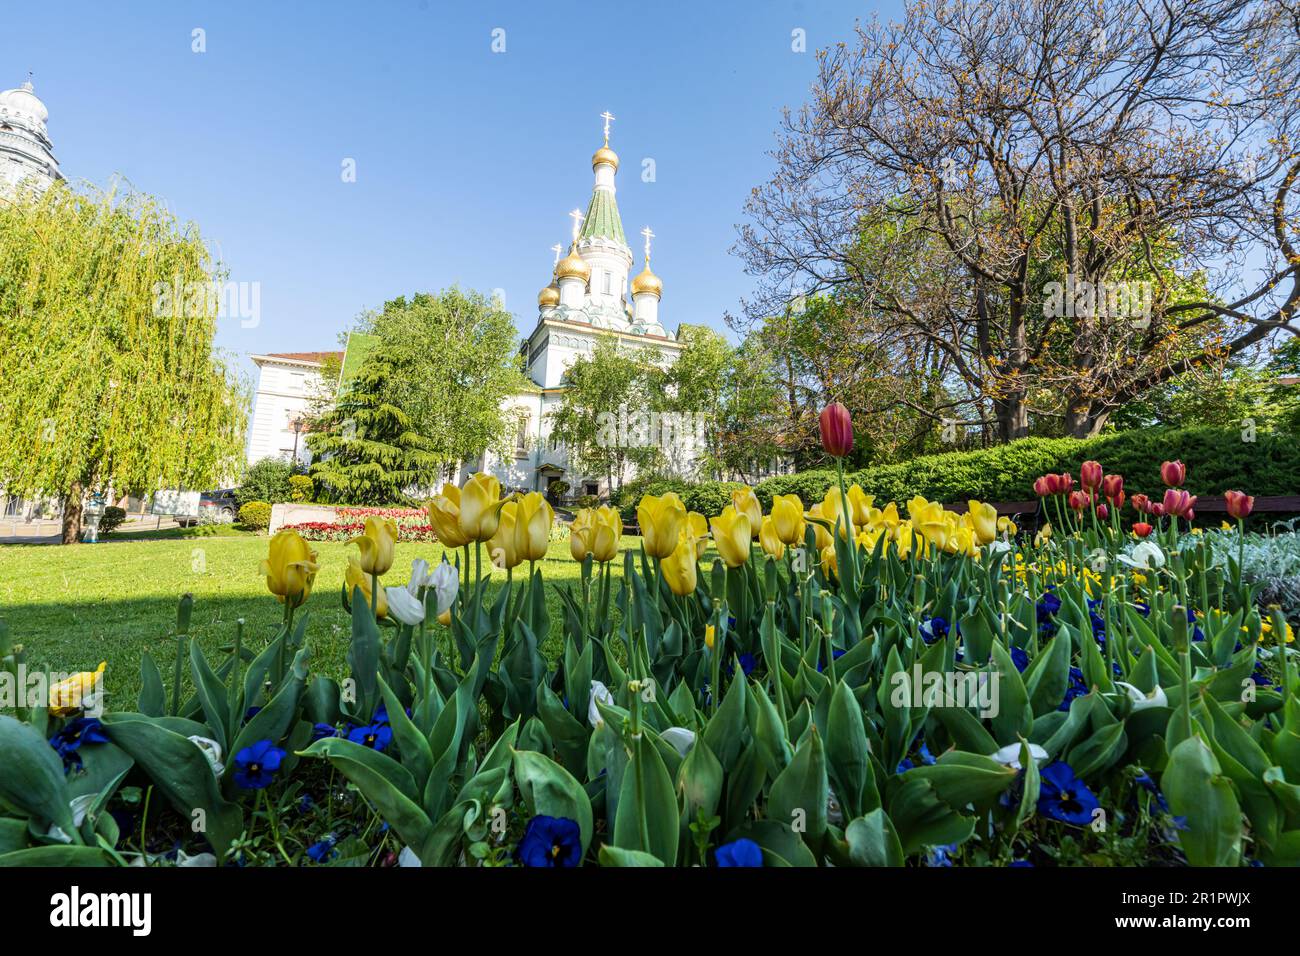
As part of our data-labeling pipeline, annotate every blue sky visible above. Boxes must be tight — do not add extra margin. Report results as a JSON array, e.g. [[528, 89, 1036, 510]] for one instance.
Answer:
[[2, 0, 895, 384]]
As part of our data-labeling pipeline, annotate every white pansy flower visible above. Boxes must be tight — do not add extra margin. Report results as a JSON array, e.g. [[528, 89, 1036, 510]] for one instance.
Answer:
[[1118, 541, 1166, 571], [188, 735, 225, 777], [988, 741, 1049, 769], [1114, 681, 1168, 712], [588, 680, 614, 728]]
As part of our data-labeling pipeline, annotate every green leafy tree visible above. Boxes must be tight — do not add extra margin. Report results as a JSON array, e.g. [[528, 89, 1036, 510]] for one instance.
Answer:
[[306, 354, 441, 504], [0, 182, 247, 543], [359, 289, 528, 473]]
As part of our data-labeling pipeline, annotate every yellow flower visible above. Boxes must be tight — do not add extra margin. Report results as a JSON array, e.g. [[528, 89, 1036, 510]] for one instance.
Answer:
[[710, 505, 752, 568], [260, 529, 319, 608], [571, 506, 619, 563], [771, 494, 806, 545], [966, 500, 998, 546], [345, 556, 387, 617], [638, 493, 687, 559], [906, 495, 932, 521], [513, 492, 554, 563], [1034, 523, 1053, 548], [686, 511, 710, 558], [427, 484, 469, 549], [437, 608, 452, 626], [49, 662, 106, 716], [704, 624, 716, 650], [893, 521, 916, 559], [820, 487, 851, 539], [821, 544, 838, 580], [349, 516, 398, 576], [759, 515, 785, 559], [489, 500, 522, 571], [847, 484, 874, 527], [913, 500, 951, 550], [807, 504, 833, 551], [459, 472, 503, 542], [866, 501, 900, 533], [731, 486, 762, 538], [997, 516, 1017, 537], [661, 534, 699, 596]]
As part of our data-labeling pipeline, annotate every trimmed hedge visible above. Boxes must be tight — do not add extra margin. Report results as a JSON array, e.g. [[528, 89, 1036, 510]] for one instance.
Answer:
[[618, 426, 1300, 518], [238, 500, 273, 530]]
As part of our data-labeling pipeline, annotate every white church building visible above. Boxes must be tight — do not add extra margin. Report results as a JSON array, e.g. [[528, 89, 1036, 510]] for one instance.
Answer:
[[0, 77, 61, 194], [248, 115, 692, 499]]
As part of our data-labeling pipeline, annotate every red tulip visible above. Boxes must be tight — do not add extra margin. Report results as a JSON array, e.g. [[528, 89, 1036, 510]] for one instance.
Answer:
[[1133, 522, 1153, 538], [819, 402, 853, 458], [1148, 502, 1165, 518], [1162, 488, 1197, 518], [1131, 493, 1150, 514], [1111, 490, 1125, 510], [1096, 503, 1109, 520], [1033, 476, 1054, 497], [1160, 460, 1186, 487], [1224, 490, 1255, 521], [1055, 473, 1075, 495], [1101, 474, 1124, 501], [1068, 490, 1091, 511], [1080, 460, 1103, 491]]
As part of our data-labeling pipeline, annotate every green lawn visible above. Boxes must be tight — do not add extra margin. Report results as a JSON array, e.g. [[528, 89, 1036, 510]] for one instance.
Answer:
[[0, 529, 639, 712]]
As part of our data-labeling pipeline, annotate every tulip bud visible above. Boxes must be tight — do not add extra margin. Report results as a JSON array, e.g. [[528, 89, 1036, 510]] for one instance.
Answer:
[[1133, 522, 1153, 538], [1131, 493, 1150, 514], [1162, 488, 1196, 519], [818, 402, 853, 458], [1096, 503, 1109, 520], [1224, 490, 1254, 521], [1101, 474, 1124, 501], [1067, 490, 1091, 511], [1160, 460, 1186, 487], [1080, 461, 1103, 491]]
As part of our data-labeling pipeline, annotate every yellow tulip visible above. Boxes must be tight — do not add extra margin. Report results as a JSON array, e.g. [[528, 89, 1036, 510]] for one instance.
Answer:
[[893, 521, 916, 559], [997, 516, 1017, 538], [349, 516, 398, 576], [592, 506, 622, 561], [661, 534, 698, 595], [514, 492, 554, 563], [260, 529, 319, 608], [345, 556, 387, 617], [820, 487, 851, 539], [771, 494, 806, 545], [847, 485, 874, 527], [49, 662, 106, 716], [489, 500, 522, 570], [427, 483, 469, 549], [710, 505, 752, 568], [759, 515, 785, 560], [807, 504, 832, 551], [686, 511, 709, 558], [459, 472, 503, 542], [731, 487, 762, 538], [821, 544, 838, 580], [570, 507, 596, 562], [638, 493, 686, 559], [1034, 523, 1053, 548], [966, 500, 998, 546], [704, 624, 716, 650], [906, 495, 932, 521], [915, 501, 951, 550]]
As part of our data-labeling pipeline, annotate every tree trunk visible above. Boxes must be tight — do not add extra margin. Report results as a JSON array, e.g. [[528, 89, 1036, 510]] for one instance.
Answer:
[[996, 396, 1030, 442], [61, 482, 83, 544]]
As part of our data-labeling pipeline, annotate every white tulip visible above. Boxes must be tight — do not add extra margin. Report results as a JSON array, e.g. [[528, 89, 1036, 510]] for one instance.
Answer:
[[660, 727, 696, 756], [430, 559, 459, 616], [385, 586, 426, 626], [398, 846, 423, 867], [988, 741, 1049, 769], [1118, 541, 1166, 571], [407, 557, 432, 591], [1114, 681, 1168, 712], [188, 735, 225, 777], [588, 680, 614, 728]]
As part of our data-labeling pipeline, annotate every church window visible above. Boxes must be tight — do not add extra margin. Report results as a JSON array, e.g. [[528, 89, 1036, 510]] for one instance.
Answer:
[[515, 415, 530, 456], [603, 271, 613, 296]]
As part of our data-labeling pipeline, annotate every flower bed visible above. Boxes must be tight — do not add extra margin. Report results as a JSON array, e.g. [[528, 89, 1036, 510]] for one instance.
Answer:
[[2, 437, 1297, 869], [282, 506, 434, 542]]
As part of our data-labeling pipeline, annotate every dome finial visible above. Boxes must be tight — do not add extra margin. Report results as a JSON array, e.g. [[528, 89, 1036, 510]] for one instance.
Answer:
[[631, 226, 662, 298], [592, 111, 619, 171], [600, 110, 615, 147]]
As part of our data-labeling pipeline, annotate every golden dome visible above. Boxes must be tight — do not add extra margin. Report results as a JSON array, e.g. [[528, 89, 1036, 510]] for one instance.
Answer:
[[538, 282, 560, 308], [631, 264, 662, 298], [554, 245, 591, 282], [592, 145, 619, 171]]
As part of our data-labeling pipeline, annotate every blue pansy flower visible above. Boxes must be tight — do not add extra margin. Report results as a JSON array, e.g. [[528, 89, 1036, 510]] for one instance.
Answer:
[[725, 654, 757, 678], [517, 814, 583, 867], [1037, 762, 1100, 825], [816, 648, 847, 673], [233, 739, 285, 790], [1036, 590, 1062, 634], [1133, 769, 1170, 813], [1059, 667, 1088, 711], [1009, 860, 1034, 867], [926, 843, 957, 867], [919, 616, 950, 644], [310, 723, 339, 742], [306, 835, 337, 863], [49, 717, 109, 771], [1009, 645, 1030, 673], [715, 838, 763, 867], [347, 722, 393, 751]]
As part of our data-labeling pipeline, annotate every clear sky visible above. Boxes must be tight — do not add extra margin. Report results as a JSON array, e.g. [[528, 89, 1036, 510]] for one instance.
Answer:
[[2, 0, 895, 384]]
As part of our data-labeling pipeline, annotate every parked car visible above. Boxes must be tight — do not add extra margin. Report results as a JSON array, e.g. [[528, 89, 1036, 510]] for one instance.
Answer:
[[176, 488, 240, 527]]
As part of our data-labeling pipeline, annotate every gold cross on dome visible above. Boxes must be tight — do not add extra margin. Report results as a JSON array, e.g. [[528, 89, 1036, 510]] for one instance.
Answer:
[[600, 111, 616, 146], [551, 243, 563, 265], [640, 226, 655, 263], [569, 209, 584, 242]]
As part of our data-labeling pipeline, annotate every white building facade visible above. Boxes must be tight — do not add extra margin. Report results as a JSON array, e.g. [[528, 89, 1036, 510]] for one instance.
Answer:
[[0, 78, 60, 195], [246, 351, 341, 466]]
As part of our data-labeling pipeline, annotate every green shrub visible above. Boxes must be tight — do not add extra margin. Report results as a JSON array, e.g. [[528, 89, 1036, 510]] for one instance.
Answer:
[[288, 474, 314, 503], [238, 500, 273, 530], [238, 457, 295, 506], [621, 426, 1300, 516], [96, 506, 127, 536]]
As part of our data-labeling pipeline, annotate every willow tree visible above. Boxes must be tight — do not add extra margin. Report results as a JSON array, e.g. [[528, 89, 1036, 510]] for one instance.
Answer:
[[0, 182, 247, 542]]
